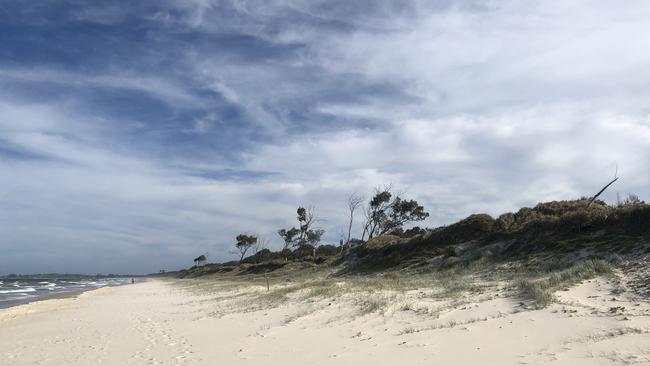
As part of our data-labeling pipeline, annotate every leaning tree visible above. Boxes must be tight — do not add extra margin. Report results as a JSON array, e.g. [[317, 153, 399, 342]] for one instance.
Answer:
[[193, 253, 207, 266], [361, 188, 429, 240], [235, 234, 258, 262]]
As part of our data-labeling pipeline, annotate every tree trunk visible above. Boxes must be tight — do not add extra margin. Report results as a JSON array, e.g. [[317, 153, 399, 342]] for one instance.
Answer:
[[587, 177, 619, 208], [346, 212, 354, 244], [239, 249, 247, 263]]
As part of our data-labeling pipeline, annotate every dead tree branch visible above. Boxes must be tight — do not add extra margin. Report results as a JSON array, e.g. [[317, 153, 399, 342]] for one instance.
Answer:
[[587, 177, 619, 208]]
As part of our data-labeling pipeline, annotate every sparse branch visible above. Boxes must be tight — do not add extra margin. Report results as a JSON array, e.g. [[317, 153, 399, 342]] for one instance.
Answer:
[[254, 236, 269, 254], [279, 206, 324, 250], [587, 175, 619, 209], [346, 193, 363, 245]]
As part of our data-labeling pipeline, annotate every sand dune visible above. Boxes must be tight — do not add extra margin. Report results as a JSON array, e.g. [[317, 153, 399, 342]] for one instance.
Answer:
[[1, 277, 649, 365]]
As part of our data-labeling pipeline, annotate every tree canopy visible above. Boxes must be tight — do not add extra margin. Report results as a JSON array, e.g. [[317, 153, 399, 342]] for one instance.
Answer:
[[235, 234, 257, 262], [193, 254, 207, 266], [362, 189, 429, 239], [278, 206, 324, 249]]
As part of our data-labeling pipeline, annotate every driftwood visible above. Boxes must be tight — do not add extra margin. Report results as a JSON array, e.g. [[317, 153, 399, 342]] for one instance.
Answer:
[[587, 177, 619, 208]]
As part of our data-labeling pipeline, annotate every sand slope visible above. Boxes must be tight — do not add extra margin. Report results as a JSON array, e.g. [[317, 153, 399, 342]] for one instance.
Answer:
[[1, 278, 649, 365]]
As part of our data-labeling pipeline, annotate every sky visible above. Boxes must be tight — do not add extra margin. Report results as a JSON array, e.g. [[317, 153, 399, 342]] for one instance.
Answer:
[[1, 0, 649, 275]]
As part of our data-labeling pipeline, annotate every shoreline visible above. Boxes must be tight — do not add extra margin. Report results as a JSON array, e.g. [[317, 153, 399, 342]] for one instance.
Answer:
[[0, 285, 117, 324], [0, 289, 87, 310], [0, 279, 138, 311]]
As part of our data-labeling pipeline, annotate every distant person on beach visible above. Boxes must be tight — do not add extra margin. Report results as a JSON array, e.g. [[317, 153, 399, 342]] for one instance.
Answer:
[[131, 278, 134, 284]]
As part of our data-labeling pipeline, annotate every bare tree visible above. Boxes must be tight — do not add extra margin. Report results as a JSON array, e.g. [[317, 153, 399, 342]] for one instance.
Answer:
[[587, 167, 619, 208], [616, 193, 644, 207], [345, 193, 363, 246], [254, 236, 269, 254]]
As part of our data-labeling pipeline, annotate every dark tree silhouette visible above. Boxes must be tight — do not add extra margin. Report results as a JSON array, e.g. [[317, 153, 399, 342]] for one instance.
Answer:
[[235, 234, 257, 262], [278, 207, 324, 249], [193, 254, 207, 266], [362, 188, 429, 240], [278, 227, 300, 250], [295, 207, 324, 247]]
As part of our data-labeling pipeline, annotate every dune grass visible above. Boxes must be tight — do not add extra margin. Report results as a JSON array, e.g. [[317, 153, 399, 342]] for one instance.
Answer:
[[245, 265, 495, 315], [171, 257, 616, 315], [516, 259, 614, 308], [176, 269, 486, 316]]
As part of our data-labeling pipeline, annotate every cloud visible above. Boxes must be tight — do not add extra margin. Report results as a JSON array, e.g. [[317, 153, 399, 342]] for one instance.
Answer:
[[0, 68, 205, 110], [242, 106, 650, 219], [0, 0, 649, 274]]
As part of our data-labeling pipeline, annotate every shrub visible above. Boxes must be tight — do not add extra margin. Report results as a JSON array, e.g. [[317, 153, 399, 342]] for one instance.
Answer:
[[315, 244, 339, 257], [364, 235, 402, 249], [495, 212, 515, 232], [443, 246, 457, 257], [616, 194, 645, 208]]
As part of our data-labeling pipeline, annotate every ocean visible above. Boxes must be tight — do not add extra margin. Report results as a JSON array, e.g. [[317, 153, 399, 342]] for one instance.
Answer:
[[0, 278, 131, 309]]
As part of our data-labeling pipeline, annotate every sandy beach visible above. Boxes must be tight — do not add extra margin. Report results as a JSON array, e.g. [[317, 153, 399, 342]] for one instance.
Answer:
[[1, 276, 649, 366]]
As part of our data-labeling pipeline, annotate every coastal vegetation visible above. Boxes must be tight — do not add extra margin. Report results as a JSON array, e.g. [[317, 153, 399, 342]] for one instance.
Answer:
[[182, 186, 649, 311]]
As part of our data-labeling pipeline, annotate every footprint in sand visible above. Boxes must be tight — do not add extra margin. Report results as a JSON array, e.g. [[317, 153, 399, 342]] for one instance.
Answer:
[[132, 315, 197, 365]]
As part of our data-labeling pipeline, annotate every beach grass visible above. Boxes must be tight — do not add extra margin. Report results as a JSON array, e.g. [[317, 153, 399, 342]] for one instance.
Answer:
[[516, 259, 614, 308]]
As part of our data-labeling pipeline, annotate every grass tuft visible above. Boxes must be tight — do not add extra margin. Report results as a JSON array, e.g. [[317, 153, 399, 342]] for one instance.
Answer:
[[517, 259, 613, 308]]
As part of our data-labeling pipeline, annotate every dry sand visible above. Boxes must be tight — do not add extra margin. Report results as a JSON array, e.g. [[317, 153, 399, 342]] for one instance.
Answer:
[[1, 277, 649, 365]]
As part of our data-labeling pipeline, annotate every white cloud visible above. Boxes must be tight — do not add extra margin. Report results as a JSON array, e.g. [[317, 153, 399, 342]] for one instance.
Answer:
[[242, 106, 650, 221], [1, 0, 650, 274]]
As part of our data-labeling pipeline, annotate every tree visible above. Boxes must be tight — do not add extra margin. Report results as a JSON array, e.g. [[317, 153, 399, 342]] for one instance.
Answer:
[[193, 253, 207, 266], [362, 188, 429, 240], [345, 193, 364, 246], [235, 234, 257, 262], [278, 227, 300, 250], [362, 188, 394, 240], [278, 206, 324, 249], [295, 206, 324, 247], [305, 227, 325, 246], [384, 196, 429, 233]]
